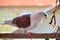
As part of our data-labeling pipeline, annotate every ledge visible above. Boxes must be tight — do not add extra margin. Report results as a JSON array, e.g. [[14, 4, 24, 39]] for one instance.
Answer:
[[0, 33, 60, 38]]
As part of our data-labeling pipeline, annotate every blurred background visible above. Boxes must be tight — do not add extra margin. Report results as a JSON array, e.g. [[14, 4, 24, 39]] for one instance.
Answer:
[[0, 6, 60, 33], [0, 0, 60, 40], [0, 0, 58, 34]]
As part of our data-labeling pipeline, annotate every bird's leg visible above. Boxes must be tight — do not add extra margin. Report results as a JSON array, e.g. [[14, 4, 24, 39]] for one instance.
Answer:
[[24, 30, 33, 40], [25, 30, 33, 36], [27, 32, 33, 36], [24, 29, 33, 40], [24, 29, 33, 35], [27, 32, 33, 40], [24, 30, 32, 36]]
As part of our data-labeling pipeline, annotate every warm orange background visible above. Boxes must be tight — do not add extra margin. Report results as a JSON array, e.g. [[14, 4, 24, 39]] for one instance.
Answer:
[[0, 0, 56, 6]]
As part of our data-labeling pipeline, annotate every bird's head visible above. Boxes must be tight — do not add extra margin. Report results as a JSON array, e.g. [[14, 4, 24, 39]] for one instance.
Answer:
[[38, 11, 48, 19]]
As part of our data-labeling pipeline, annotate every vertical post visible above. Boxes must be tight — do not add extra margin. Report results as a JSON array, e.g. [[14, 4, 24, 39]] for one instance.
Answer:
[[52, 7, 57, 25], [49, 6, 57, 26]]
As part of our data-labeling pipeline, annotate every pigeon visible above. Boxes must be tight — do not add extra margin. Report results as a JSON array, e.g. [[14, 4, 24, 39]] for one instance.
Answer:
[[2, 11, 48, 34], [2, 5, 57, 34]]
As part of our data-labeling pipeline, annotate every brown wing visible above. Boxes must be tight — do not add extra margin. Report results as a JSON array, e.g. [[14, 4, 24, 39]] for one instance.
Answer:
[[13, 14, 31, 28]]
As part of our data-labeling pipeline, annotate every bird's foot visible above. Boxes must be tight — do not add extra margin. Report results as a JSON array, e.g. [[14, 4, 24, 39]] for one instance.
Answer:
[[27, 32, 33, 37], [26, 32, 33, 40]]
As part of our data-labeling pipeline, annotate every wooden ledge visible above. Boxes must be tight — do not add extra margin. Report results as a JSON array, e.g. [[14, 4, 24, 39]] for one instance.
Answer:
[[0, 33, 60, 38]]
